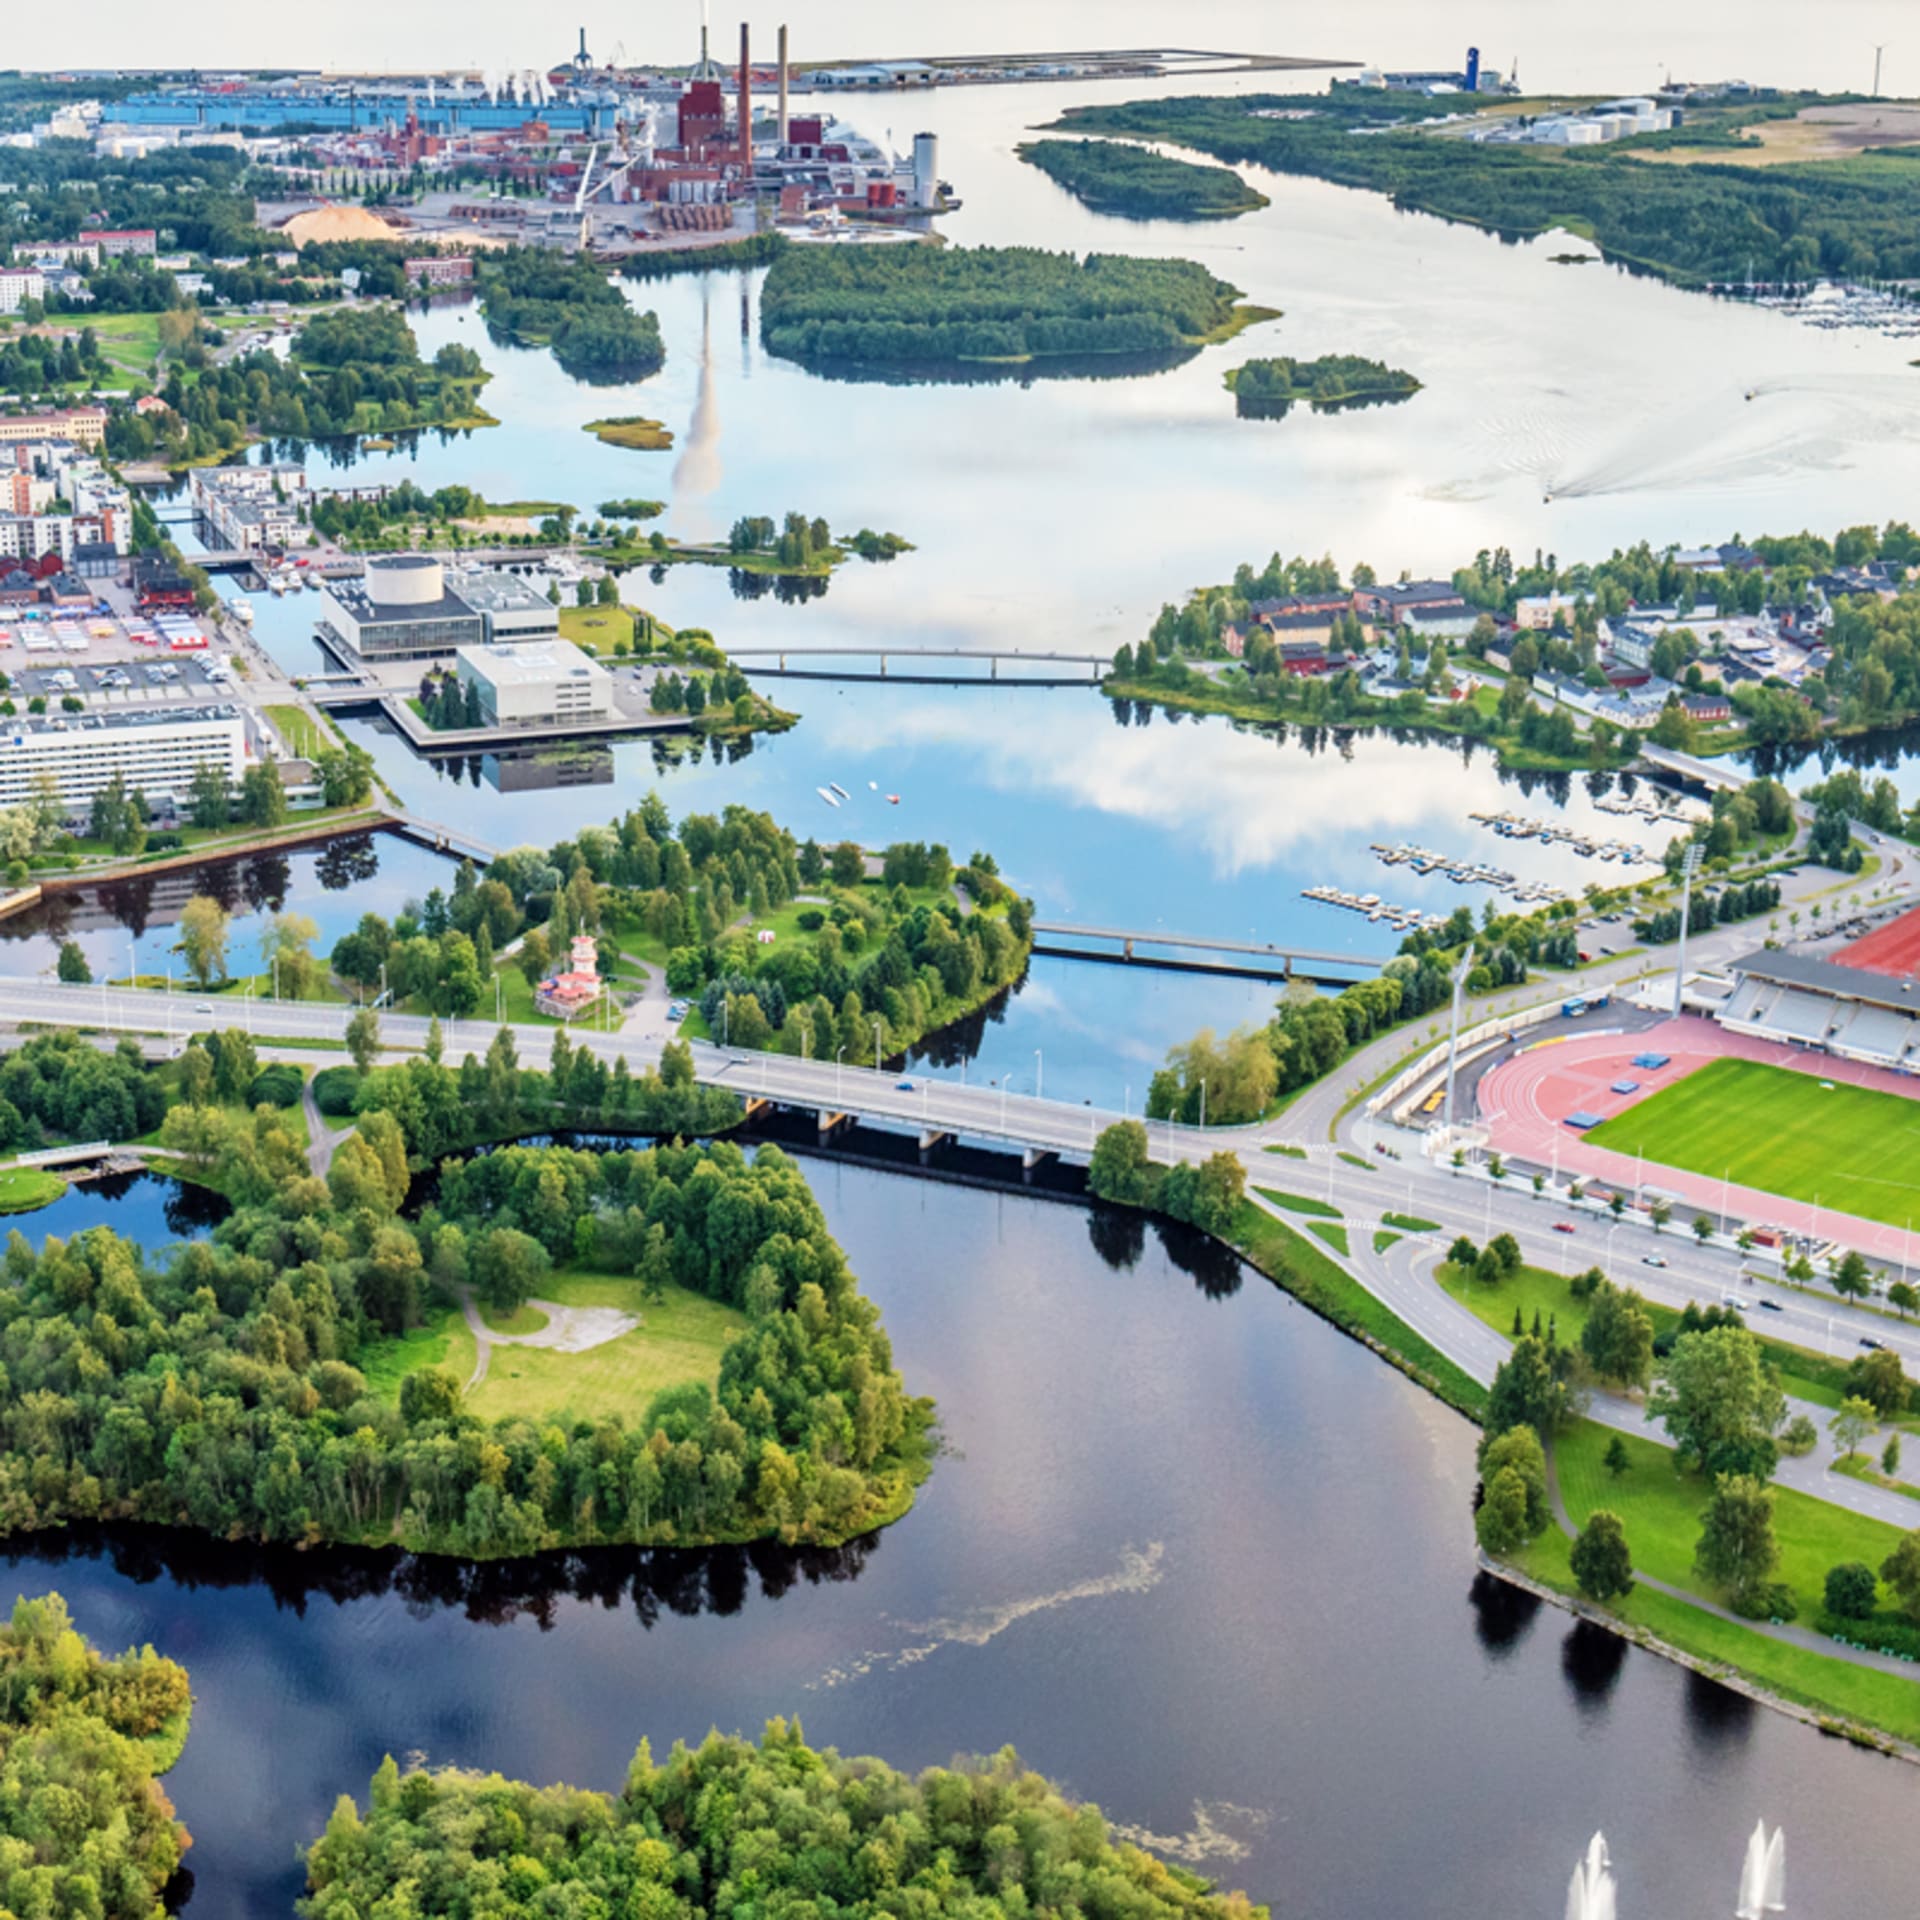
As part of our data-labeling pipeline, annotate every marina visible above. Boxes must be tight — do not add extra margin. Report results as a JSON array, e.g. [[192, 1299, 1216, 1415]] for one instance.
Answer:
[[1468, 810, 1663, 867], [1302, 884, 1450, 933], [1368, 841, 1572, 903]]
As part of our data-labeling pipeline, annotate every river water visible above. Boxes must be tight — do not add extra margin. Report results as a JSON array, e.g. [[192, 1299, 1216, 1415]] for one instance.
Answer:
[[13, 1160, 1916, 1919]]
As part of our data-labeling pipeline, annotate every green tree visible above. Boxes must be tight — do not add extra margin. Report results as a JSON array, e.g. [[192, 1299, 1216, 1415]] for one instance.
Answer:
[[829, 841, 866, 888], [1831, 1248, 1874, 1300], [1580, 1282, 1655, 1388], [55, 939, 91, 984], [346, 1006, 382, 1073], [178, 894, 231, 987], [1824, 1560, 1878, 1621], [1474, 1465, 1532, 1554], [188, 760, 229, 830], [1884, 1433, 1903, 1478], [1603, 1433, 1631, 1478], [1478, 1425, 1549, 1535], [1882, 1530, 1920, 1621], [1693, 1472, 1779, 1602], [1484, 1336, 1571, 1444], [1088, 1121, 1154, 1206], [1830, 1395, 1877, 1461], [1648, 1323, 1783, 1479], [1570, 1510, 1634, 1602], [238, 759, 287, 829]]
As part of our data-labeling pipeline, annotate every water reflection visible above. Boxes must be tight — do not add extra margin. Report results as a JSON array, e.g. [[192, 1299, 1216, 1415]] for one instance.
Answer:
[[1468, 1568, 1542, 1656], [1561, 1619, 1629, 1710], [0, 1523, 881, 1631]]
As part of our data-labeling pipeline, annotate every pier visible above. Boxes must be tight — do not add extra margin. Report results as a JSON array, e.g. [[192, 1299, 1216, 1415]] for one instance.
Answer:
[[729, 646, 1108, 685], [1468, 812, 1661, 867], [1369, 843, 1571, 904]]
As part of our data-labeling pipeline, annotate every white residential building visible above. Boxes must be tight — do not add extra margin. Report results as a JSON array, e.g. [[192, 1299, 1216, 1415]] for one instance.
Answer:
[[0, 269, 46, 313], [190, 464, 313, 552], [0, 706, 249, 810]]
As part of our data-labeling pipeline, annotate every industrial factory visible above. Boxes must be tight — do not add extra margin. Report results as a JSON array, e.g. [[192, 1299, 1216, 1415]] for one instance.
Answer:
[[90, 19, 957, 254]]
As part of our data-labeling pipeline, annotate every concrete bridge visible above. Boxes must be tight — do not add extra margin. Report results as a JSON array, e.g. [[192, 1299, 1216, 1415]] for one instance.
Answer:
[[1030, 922, 1384, 984], [1638, 745, 1751, 794], [728, 646, 1109, 684]]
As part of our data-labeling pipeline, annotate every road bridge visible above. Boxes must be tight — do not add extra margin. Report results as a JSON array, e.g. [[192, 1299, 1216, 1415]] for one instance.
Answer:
[[729, 646, 1108, 683], [1638, 745, 1750, 793], [1030, 922, 1382, 984]]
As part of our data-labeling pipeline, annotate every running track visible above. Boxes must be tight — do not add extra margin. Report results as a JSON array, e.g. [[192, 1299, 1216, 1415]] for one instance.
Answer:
[[1476, 1014, 1920, 1265]]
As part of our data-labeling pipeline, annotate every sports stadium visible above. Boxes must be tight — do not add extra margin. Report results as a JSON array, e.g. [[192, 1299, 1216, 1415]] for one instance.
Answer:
[[1473, 905, 1920, 1263]]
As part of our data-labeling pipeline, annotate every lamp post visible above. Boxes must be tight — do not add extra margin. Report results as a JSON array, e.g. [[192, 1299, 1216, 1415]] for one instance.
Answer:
[[1672, 840, 1702, 1021], [835, 1045, 845, 1100], [1034, 1049, 1043, 1102], [1442, 944, 1476, 1134], [1606, 1221, 1620, 1280], [874, 1018, 883, 1073]]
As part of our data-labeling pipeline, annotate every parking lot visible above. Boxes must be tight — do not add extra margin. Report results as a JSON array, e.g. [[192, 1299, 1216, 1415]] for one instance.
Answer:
[[0, 589, 241, 711]]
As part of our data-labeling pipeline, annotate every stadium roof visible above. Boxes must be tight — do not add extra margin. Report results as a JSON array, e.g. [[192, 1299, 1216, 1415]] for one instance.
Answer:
[[1729, 948, 1920, 1015]]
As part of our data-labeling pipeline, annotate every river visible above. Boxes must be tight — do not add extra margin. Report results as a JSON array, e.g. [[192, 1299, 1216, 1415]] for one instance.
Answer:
[[11, 1159, 1915, 1919]]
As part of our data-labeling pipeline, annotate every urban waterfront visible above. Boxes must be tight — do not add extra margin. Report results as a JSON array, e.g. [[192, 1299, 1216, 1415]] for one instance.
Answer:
[[11, 1161, 1916, 1920]]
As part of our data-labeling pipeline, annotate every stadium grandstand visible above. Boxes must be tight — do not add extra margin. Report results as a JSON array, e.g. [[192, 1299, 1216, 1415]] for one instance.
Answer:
[[1719, 950, 1920, 1069]]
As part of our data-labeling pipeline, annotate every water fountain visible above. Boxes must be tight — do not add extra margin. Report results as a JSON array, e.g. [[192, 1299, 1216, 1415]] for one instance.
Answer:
[[1565, 1832, 1616, 1920], [1736, 1821, 1785, 1920]]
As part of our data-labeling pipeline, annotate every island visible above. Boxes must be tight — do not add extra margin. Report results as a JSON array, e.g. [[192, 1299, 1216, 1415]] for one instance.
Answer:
[[303, 1721, 1267, 1919], [583, 415, 675, 450], [757, 242, 1274, 375], [1017, 136, 1270, 219], [1049, 87, 1920, 290], [0, 1593, 193, 1920], [1225, 354, 1420, 415], [477, 250, 665, 381], [0, 1131, 932, 1557]]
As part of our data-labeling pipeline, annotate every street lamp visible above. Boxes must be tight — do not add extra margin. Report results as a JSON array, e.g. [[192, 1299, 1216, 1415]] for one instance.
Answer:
[[1198, 1077, 1207, 1131], [835, 1045, 846, 1099], [874, 1017, 884, 1073], [1034, 1049, 1043, 1102], [1441, 944, 1476, 1133], [1606, 1222, 1621, 1279], [1672, 840, 1702, 1021]]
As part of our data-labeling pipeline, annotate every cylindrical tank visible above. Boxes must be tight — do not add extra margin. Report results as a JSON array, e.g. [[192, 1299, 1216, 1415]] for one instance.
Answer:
[[365, 555, 444, 606], [912, 131, 938, 210]]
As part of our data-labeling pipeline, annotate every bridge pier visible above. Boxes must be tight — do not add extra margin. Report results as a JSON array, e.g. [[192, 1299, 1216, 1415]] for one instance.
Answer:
[[1022, 1146, 1057, 1172], [918, 1127, 954, 1154], [1123, 938, 1133, 961], [990, 656, 998, 680], [743, 1095, 773, 1122], [816, 1109, 853, 1136]]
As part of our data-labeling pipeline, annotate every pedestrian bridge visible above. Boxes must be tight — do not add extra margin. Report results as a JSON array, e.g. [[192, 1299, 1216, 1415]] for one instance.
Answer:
[[1030, 922, 1382, 984]]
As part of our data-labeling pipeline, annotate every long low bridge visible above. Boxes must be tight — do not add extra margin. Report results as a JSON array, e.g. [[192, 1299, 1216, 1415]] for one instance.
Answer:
[[727, 646, 1109, 685], [1030, 922, 1383, 984]]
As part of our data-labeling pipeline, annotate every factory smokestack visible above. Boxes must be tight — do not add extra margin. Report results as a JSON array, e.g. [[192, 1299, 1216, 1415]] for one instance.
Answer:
[[739, 22, 751, 169], [777, 24, 789, 149]]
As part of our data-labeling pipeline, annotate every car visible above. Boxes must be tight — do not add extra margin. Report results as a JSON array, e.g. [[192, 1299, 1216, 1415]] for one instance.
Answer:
[[1860, 1337, 1885, 1351], [1758, 1299, 1783, 1312], [1641, 1255, 1669, 1268], [1552, 1221, 1576, 1234], [1720, 1296, 1744, 1311], [665, 1001, 686, 1022], [194, 1001, 213, 1013], [895, 1079, 915, 1092]]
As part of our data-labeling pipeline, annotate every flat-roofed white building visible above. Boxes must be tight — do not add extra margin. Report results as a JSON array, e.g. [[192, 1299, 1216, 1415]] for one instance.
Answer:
[[0, 705, 248, 810], [190, 463, 312, 552], [455, 639, 612, 728]]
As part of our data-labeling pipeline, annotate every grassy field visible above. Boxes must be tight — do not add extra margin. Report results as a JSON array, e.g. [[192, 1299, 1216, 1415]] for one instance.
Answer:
[[0, 1166, 65, 1214], [1253, 1184, 1341, 1219], [1439, 1257, 1898, 1419], [264, 703, 337, 759], [557, 604, 636, 653], [359, 1312, 476, 1402], [1587, 1056, 1920, 1232], [465, 1272, 745, 1425]]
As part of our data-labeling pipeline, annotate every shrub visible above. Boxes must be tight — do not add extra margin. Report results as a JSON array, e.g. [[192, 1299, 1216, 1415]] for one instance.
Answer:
[[248, 1064, 304, 1108], [796, 908, 825, 931], [1817, 1610, 1920, 1658], [1825, 1561, 1880, 1621], [1777, 1413, 1818, 1457], [311, 1065, 361, 1116], [1729, 1580, 1798, 1623]]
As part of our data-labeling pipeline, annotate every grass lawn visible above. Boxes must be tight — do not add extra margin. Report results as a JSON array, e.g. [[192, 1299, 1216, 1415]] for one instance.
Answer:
[[1374, 1229, 1402, 1254], [1587, 1056, 1920, 1233], [1235, 1200, 1486, 1417], [358, 1310, 478, 1403], [479, 1302, 550, 1336], [1552, 1419, 1913, 1635], [0, 1166, 65, 1214], [558, 604, 636, 653], [1439, 1258, 1891, 1417], [1513, 1519, 1920, 1745], [1253, 1184, 1341, 1220], [465, 1271, 746, 1424], [1263, 1143, 1307, 1158], [1383, 1211, 1440, 1233], [1309, 1220, 1351, 1255], [264, 703, 337, 759]]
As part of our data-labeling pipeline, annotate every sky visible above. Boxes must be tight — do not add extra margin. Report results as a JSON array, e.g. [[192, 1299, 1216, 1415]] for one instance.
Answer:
[[17, 1, 1917, 96]]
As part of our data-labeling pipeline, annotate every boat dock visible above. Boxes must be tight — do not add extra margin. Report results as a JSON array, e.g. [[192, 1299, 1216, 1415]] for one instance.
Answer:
[[1590, 792, 1707, 825], [1468, 811, 1660, 867], [1301, 886, 1450, 934], [1368, 843, 1569, 904]]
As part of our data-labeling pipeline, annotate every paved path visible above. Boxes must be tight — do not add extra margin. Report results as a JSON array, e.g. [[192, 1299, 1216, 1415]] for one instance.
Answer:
[[1540, 1438, 1918, 1679], [301, 1081, 344, 1180], [455, 1286, 640, 1393]]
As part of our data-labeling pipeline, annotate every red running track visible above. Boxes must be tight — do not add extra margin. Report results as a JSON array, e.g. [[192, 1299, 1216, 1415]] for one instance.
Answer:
[[1475, 1013, 1920, 1264], [1839, 902, 1920, 980]]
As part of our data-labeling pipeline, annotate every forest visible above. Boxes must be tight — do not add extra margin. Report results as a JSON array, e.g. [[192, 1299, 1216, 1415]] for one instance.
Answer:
[[0, 1592, 193, 1920], [323, 796, 1032, 1059], [0, 1031, 169, 1155], [475, 249, 666, 380], [0, 1136, 932, 1557], [301, 1719, 1265, 1920], [1053, 89, 1920, 286], [759, 243, 1258, 368], [1225, 354, 1420, 414], [1017, 138, 1269, 219]]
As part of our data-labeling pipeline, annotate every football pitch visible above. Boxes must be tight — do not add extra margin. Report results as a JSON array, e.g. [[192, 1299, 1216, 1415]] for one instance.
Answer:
[[1585, 1056, 1920, 1231]]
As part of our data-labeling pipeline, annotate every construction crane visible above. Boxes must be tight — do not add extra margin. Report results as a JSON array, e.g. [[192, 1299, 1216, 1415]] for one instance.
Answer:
[[574, 141, 600, 249]]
